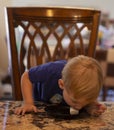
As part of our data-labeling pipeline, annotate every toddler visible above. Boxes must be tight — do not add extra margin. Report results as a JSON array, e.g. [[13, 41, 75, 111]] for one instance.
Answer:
[[15, 55, 106, 116]]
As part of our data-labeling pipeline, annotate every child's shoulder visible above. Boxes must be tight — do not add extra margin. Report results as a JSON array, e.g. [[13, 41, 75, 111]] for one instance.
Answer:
[[42, 60, 67, 67], [43, 60, 67, 73], [30, 60, 67, 72], [53, 60, 67, 64]]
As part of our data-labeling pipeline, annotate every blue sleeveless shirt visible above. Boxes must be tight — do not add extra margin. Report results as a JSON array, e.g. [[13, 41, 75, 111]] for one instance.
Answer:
[[28, 60, 67, 104]]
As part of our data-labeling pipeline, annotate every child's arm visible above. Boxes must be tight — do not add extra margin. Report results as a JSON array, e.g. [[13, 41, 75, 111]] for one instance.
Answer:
[[14, 71, 37, 115], [85, 101, 107, 116]]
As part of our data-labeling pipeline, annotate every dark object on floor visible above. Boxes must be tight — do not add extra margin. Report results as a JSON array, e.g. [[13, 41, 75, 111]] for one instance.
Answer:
[[45, 104, 89, 120]]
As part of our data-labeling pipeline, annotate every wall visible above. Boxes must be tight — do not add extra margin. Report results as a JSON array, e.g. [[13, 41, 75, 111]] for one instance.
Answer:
[[0, 0, 114, 80], [0, 0, 12, 79]]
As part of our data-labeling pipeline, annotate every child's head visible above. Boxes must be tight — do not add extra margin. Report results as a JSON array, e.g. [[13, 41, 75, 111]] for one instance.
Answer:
[[58, 55, 103, 109]]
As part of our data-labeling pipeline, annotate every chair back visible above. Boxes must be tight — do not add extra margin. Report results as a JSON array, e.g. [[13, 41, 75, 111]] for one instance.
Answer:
[[6, 7, 101, 100]]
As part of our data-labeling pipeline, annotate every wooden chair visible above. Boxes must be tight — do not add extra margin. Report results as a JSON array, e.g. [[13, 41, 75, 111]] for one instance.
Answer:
[[95, 48, 107, 100], [103, 48, 114, 101], [6, 7, 101, 100], [95, 48, 114, 101]]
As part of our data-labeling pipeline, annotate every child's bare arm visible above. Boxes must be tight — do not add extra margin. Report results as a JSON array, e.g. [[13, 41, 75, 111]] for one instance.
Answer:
[[85, 101, 107, 116], [21, 71, 34, 105], [14, 71, 36, 115]]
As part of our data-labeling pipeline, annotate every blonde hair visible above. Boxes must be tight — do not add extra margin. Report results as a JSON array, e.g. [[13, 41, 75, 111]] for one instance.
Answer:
[[62, 55, 103, 102]]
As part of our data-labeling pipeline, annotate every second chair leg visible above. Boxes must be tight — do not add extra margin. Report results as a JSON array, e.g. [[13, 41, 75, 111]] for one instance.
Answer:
[[102, 86, 108, 101]]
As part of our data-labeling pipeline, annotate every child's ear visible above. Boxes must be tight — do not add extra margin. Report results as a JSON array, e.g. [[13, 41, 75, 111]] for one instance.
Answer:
[[58, 79, 64, 90]]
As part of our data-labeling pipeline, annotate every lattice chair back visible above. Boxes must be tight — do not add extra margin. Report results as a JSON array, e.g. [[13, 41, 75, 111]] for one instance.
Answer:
[[6, 7, 101, 100]]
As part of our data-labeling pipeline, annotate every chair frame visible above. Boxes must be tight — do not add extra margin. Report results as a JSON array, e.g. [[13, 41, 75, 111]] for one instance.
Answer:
[[6, 7, 101, 100]]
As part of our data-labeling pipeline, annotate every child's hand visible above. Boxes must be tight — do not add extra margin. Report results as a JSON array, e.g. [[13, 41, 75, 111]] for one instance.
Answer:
[[85, 102, 107, 116], [14, 104, 38, 115]]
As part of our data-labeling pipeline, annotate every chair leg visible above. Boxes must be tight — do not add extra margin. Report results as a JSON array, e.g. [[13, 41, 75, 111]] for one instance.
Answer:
[[102, 86, 108, 101]]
